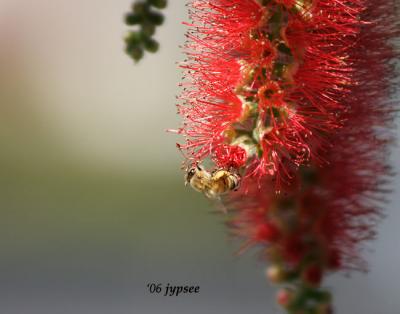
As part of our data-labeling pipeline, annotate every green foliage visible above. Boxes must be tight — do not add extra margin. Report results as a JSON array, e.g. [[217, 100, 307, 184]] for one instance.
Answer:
[[124, 0, 167, 62]]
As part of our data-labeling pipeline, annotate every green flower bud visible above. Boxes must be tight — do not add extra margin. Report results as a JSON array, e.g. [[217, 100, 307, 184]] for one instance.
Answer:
[[132, 2, 149, 15], [125, 12, 143, 25], [148, 0, 167, 9], [141, 22, 156, 37], [147, 11, 164, 26], [126, 46, 144, 62], [125, 31, 142, 47], [143, 37, 159, 53]]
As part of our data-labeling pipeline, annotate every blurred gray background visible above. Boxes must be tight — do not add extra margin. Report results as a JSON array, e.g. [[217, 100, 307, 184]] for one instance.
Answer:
[[0, 0, 399, 313]]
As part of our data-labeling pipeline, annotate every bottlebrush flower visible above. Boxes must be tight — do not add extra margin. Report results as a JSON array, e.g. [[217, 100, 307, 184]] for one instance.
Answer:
[[174, 0, 399, 313], [176, 0, 371, 185]]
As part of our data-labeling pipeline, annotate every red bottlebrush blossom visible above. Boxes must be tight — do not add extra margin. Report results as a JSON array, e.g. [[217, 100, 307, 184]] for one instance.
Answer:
[[175, 0, 399, 313], [177, 0, 262, 164], [213, 144, 247, 169], [176, 0, 374, 184]]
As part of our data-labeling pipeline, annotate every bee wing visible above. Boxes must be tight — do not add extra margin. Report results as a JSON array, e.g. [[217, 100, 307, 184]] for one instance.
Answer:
[[214, 197, 228, 214]]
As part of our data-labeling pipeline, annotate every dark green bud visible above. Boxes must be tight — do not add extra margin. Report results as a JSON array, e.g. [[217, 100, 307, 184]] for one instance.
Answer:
[[126, 46, 144, 62], [147, 11, 164, 26], [143, 37, 159, 53], [125, 31, 142, 47], [147, 0, 167, 9], [141, 22, 156, 37], [132, 2, 149, 15], [125, 12, 143, 25]]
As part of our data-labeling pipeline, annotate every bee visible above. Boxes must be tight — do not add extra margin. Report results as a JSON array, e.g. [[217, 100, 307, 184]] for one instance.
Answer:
[[185, 164, 241, 199]]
